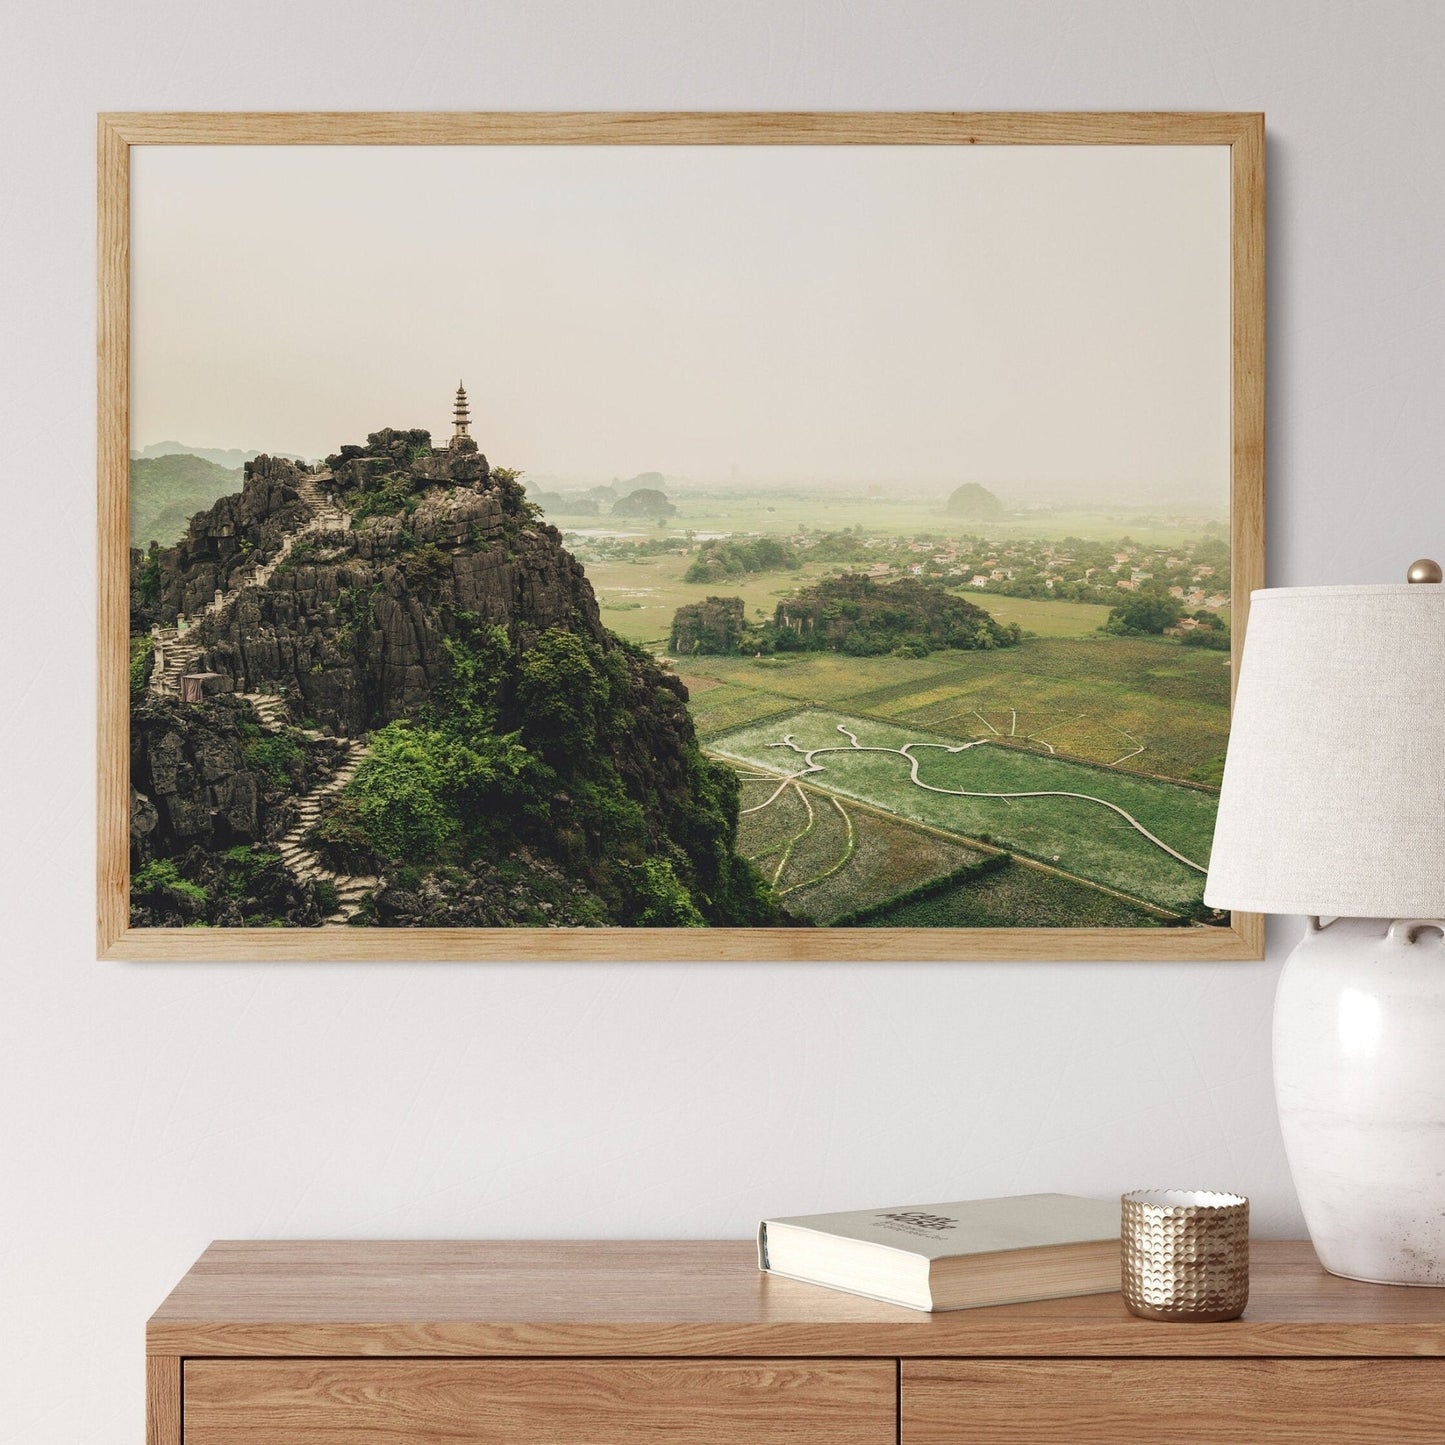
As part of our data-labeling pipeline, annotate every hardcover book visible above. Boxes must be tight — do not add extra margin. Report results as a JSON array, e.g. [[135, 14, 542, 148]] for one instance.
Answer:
[[758, 1193, 1120, 1312]]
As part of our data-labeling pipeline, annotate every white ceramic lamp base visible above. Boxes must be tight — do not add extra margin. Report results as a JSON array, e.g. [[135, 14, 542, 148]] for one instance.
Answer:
[[1275, 916, 1445, 1285]]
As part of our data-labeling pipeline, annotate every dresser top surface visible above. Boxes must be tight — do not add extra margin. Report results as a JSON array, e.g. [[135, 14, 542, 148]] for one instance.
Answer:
[[147, 1238, 1445, 1358]]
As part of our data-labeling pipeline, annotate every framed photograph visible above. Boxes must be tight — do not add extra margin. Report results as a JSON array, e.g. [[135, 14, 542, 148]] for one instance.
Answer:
[[98, 112, 1264, 962]]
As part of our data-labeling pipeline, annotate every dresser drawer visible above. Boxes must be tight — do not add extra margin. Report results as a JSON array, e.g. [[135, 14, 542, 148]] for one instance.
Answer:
[[903, 1359, 1445, 1443], [184, 1358, 896, 1444]]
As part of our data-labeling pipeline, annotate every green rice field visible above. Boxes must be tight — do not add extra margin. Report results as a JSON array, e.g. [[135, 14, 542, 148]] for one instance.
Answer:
[[856, 862, 1170, 928], [681, 632, 1230, 783], [731, 772, 1167, 928], [735, 774, 987, 923], [711, 708, 1219, 915]]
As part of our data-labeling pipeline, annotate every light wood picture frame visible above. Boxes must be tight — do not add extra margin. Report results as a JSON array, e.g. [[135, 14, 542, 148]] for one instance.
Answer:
[[99, 111, 1264, 962]]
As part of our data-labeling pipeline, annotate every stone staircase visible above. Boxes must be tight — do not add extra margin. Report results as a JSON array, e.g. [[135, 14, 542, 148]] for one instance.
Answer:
[[151, 628, 207, 696], [273, 738, 380, 923], [149, 469, 347, 698], [146, 473, 383, 921], [238, 691, 295, 733], [240, 691, 381, 924]]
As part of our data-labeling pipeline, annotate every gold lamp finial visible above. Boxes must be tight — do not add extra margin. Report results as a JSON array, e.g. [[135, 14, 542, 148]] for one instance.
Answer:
[[1407, 558, 1443, 584]]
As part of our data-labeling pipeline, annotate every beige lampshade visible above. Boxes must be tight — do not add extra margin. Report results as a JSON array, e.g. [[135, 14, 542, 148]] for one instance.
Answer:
[[1204, 583, 1445, 918]]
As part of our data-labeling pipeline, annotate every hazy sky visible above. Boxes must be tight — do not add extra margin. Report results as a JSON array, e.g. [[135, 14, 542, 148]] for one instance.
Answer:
[[132, 143, 1230, 504]]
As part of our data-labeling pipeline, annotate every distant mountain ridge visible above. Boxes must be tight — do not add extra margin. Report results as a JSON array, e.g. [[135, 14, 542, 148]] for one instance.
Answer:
[[131, 453, 242, 549], [131, 445, 313, 549], [133, 440, 310, 469]]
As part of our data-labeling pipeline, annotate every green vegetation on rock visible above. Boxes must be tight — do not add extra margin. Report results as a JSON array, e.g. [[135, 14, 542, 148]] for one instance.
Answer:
[[343, 619, 779, 927], [133, 858, 209, 910], [130, 635, 153, 694], [772, 575, 1021, 657], [683, 536, 799, 584], [239, 725, 305, 786], [671, 576, 1021, 659], [671, 596, 747, 655]]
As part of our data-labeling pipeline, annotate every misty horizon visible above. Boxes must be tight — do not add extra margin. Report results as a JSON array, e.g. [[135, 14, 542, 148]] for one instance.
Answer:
[[132, 436, 1228, 520], [132, 143, 1229, 512]]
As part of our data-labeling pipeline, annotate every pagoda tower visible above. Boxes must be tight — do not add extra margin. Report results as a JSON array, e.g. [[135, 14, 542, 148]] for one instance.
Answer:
[[450, 380, 472, 448]]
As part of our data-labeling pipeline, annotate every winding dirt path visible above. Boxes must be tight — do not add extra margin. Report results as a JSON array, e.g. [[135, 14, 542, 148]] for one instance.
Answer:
[[765, 722, 1206, 875]]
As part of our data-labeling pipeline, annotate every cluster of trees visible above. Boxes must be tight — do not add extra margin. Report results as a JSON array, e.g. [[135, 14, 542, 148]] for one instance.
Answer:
[[683, 536, 799, 584], [1103, 588, 1231, 649], [804, 528, 874, 564], [1180, 611, 1231, 649], [670, 574, 1021, 658]]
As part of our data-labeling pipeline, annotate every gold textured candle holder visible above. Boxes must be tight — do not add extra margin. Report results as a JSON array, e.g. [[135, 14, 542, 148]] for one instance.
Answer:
[[1122, 1189, 1249, 1322]]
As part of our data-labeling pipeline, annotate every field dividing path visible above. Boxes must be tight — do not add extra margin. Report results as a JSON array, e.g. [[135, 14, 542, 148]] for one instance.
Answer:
[[768, 723, 1206, 875]]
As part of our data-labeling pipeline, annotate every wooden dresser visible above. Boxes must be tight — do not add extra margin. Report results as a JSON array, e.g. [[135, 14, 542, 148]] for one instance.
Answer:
[[148, 1239, 1445, 1443]]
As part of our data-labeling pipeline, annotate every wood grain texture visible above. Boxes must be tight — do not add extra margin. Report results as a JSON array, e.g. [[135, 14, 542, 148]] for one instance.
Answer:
[[96, 114, 130, 958], [902, 1359, 1445, 1443], [104, 922, 1262, 963], [147, 1240, 1445, 1359], [183, 1359, 895, 1444], [1226, 113, 1266, 960], [100, 111, 1262, 147], [145, 1355, 181, 1445], [97, 111, 1265, 962]]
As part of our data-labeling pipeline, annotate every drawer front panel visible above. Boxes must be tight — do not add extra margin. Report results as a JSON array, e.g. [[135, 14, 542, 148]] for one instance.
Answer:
[[903, 1359, 1445, 1443], [185, 1359, 896, 1444]]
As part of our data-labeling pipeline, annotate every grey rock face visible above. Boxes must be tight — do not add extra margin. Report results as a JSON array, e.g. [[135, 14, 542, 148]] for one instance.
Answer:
[[129, 693, 345, 859], [141, 435, 600, 734]]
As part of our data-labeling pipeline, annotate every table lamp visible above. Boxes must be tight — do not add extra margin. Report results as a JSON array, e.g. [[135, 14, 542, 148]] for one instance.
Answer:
[[1204, 559, 1445, 1284]]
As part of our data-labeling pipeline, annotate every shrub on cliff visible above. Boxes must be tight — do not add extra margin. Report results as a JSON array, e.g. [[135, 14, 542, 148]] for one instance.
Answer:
[[342, 622, 779, 927]]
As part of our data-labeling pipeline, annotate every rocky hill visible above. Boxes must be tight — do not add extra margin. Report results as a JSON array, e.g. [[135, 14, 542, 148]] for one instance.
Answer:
[[945, 482, 1005, 520], [611, 486, 676, 519], [671, 596, 747, 655], [129, 427, 779, 930], [773, 574, 1022, 656]]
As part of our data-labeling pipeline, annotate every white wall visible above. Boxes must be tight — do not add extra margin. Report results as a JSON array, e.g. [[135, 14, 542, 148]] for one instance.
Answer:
[[3, 2, 1444, 1439]]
